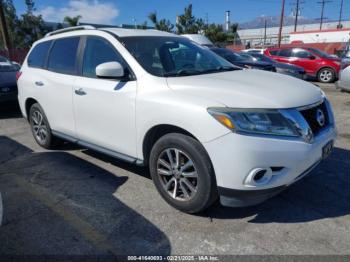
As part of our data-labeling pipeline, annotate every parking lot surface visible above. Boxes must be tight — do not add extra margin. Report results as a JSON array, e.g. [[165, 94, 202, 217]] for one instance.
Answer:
[[0, 83, 349, 255]]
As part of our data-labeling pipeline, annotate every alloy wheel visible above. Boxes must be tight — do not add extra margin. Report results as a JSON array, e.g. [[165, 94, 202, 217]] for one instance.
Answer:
[[31, 110, 48, 144], [157, 148, 198, 201], [319, 69, 333, 83]]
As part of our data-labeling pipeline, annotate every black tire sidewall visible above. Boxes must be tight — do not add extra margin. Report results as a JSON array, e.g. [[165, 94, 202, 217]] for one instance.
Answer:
[[29, 103, 54, 149], [149, 133, 217, 213], [318, 68, 335, 83]]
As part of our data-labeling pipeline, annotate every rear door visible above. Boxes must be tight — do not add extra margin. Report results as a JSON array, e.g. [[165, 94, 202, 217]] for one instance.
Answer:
[[41, 37, 80, 137], [73, 36, 137, 157], [271, 48, 293, 63]]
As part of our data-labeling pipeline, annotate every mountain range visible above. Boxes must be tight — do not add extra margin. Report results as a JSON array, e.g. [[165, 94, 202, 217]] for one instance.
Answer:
[[238, 15, 321, 29]]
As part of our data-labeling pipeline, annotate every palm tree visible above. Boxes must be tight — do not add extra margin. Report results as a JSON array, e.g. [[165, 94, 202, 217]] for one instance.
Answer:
[[63, 15, 82, 27]]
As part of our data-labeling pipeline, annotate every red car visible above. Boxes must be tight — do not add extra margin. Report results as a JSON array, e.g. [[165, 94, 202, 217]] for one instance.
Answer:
[[264, 47, 341, 83]]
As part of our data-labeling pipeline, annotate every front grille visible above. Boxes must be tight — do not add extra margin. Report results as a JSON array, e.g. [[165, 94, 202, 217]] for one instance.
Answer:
[[299, 101, 329, 135]]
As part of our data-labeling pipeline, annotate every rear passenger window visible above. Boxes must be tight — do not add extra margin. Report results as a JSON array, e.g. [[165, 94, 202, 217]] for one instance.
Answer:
[[278, 49, 292, 57], [27, 41, 52, 68], [292, 49, 312, 58], [82, 36, 125, 78], [269, 50, 278, 56], [47, 37, 80, 74]]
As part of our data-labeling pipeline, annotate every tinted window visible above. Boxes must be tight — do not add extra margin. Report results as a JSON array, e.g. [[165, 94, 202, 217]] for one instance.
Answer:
[[27, 41, 52, 68], [47, 37, 80, 74], [278, 49, 292, 57], [82, 37, 125, 78], [292, 49, 312, 58], [269, 50, 278, 55]]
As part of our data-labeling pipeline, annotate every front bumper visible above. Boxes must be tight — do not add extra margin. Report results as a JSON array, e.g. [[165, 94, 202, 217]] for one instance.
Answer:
[[203, 125, 337, 207]]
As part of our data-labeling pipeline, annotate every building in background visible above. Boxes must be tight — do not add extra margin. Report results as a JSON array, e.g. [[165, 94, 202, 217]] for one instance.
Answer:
[[238, 20, 350, 47]]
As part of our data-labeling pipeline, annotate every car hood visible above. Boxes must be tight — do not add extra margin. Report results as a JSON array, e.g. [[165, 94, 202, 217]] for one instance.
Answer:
[[166, 69, 323, 109]]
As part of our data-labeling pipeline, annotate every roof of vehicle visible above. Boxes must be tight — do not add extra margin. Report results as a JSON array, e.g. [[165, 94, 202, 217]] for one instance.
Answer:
[[102, 28, 179, 37], [44, 25, 179, 39], [182, 34, 214, 46]]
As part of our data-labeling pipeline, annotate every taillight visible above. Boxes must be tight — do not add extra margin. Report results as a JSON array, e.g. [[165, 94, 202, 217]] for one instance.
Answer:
[[16, 71, 22, 81]]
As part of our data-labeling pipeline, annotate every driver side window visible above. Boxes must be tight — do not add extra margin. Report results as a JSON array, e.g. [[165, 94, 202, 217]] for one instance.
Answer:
[[82, 36, 125, 78]]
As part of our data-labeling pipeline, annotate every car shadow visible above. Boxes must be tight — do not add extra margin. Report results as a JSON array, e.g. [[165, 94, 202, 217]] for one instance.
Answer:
[[0, 136, 171, 255], [0, 101, 22, 120], [79, 142, 350, 224], [202, 147, 350, 223]]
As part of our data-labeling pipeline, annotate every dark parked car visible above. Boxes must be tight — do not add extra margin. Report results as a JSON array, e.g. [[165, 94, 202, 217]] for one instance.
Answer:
[[211, 48, 276, 72], [242, 53, 306, 79], [0, 55, 19, 103]]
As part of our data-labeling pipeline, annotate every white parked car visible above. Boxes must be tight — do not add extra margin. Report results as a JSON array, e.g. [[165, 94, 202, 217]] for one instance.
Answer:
[[336, 61, 350, 92], [17, 26, 336, 213], [182, 34, 215, 47]]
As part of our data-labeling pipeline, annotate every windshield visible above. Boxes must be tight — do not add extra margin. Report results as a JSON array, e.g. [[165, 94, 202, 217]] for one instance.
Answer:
[[307, 48, 332, 58], [0, 55, 16, 71], [251, 54, 275, 63], [120, 36, 238, 77], [212, 48, 247, 62]]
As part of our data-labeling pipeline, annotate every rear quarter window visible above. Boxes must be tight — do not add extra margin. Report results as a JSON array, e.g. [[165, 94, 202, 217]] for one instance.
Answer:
[[27, 41, 52, 68]]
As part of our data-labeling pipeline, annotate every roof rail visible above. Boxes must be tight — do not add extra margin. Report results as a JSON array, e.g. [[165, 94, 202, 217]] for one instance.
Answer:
[[45, 25, 96, 37]]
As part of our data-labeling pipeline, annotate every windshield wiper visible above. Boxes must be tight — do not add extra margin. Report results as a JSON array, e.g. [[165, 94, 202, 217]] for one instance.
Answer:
[[163, 69, 202, 77], [201, 66, 240, 74]]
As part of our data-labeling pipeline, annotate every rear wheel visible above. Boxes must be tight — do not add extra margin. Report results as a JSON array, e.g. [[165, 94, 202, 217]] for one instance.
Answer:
[[317, 68, 335, 83], [29, 103, 56, 149], [149, 133, 218, 213]]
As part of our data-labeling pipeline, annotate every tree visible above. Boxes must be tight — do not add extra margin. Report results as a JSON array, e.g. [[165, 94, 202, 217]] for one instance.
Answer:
[[176, 4, 198, 34], [64, 15, 82, 27], [204, 24, 227, 45], [148, 12, 174, 32], [0, 0, 50, 49]]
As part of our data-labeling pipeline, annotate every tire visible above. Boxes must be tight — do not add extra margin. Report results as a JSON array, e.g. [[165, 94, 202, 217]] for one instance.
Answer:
[[149, 133, 218, 213], [29, 103, 56, 149], [317, 68, 335, 83]]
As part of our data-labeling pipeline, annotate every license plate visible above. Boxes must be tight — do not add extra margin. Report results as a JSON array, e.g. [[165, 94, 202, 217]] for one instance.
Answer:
[[322, 140, 333, 160]]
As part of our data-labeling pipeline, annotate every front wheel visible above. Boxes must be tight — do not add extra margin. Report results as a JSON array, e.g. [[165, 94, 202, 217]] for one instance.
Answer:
[[317, 68, 335, 83], [149, 133, 218, 213]]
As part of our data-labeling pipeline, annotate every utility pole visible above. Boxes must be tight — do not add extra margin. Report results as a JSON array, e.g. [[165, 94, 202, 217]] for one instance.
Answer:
[[317, 0, 332, 30], [263, 19, 267, 47], [338, 0, 344, 29], [278, 0, 285, 47], [0, 0, 12, 60], [291, 0, 305, 32]]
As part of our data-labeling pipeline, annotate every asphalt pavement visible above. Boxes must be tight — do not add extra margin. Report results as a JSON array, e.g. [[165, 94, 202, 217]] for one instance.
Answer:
[[0, 83, 349, 256]]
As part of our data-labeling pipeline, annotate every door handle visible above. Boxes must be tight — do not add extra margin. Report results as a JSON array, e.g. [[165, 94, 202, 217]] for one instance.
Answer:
[[35, 81, 44, 86], [75, 88, 87, 96]]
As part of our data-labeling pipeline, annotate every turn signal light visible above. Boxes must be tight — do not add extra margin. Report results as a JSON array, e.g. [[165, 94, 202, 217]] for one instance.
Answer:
[[213, 115, 235, 130]]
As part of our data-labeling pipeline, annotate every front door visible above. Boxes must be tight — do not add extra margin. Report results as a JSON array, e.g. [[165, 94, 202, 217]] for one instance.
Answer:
[[73, 36, 137, 157]]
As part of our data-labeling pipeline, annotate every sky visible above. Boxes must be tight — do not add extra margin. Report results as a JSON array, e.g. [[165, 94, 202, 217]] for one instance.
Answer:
[[11, 0, 350, 26]]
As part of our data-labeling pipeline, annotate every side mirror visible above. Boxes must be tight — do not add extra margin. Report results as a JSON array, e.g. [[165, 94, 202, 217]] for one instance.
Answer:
[[308, 55, 316, 60], [96, 62, 124, 79]]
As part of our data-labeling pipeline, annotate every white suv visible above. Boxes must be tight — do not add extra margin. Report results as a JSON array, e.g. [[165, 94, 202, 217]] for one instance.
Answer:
[[18, 26, 336, 213]]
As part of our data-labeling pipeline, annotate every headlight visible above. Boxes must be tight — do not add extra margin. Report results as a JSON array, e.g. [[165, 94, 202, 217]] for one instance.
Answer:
[[208, 108, 300, 137]]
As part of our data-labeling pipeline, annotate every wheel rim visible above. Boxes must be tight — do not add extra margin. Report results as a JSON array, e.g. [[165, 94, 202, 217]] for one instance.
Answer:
[[319, 69, 333, 82], [157, 148, 198, 201], [31, 110, 48, 143]]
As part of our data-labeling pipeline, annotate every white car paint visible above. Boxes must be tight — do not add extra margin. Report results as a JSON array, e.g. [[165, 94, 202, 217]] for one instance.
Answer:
[[18, 27, 337, 208], [182, 34, 214, 47]]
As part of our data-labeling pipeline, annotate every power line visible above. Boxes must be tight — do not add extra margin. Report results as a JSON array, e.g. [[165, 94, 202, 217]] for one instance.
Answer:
[[317, 0, 332, 30]]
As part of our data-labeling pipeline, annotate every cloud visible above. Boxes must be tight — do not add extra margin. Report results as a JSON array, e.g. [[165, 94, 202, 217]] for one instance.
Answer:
[[36, 0, 119, 24]]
